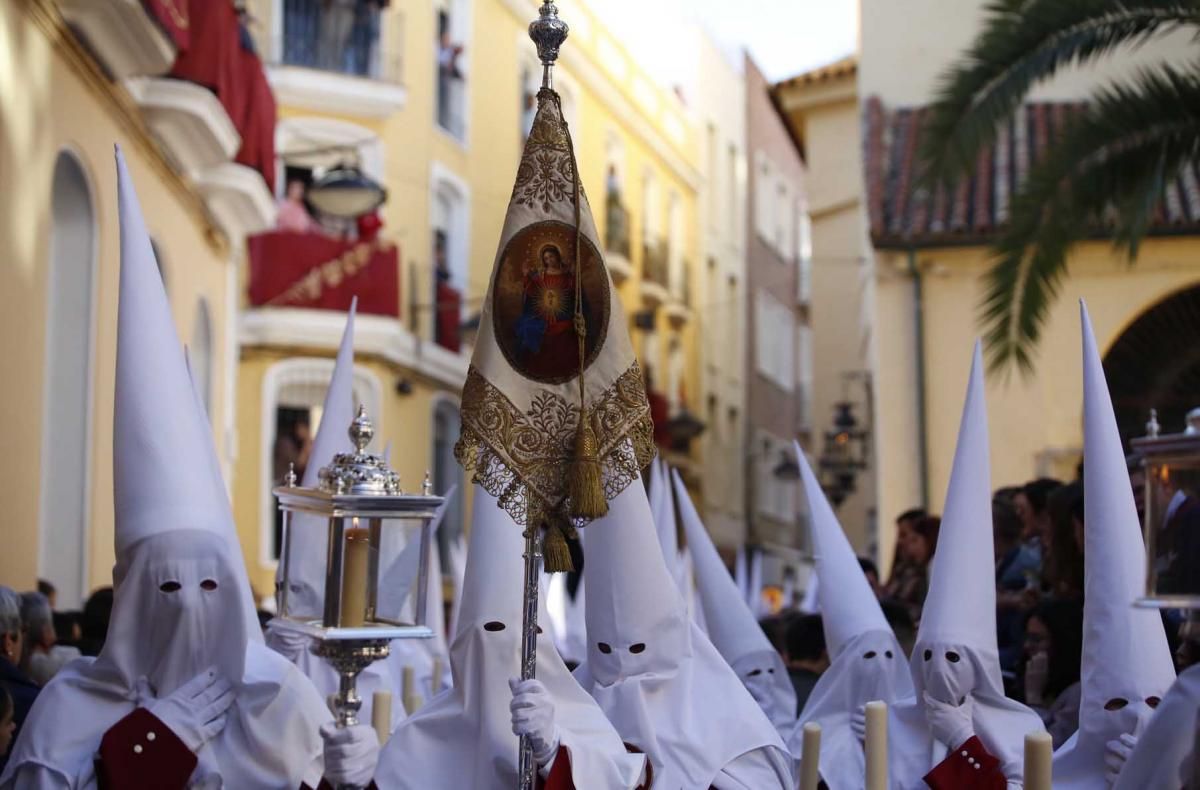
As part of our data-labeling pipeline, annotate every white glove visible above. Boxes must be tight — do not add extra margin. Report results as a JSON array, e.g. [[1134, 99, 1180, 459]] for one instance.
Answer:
[[320, 722, 380, 788], [143, 668, 235, 753], [924, 692, 975, 750], [850, 705, 866, 745], [509, 677, 561, 766], [266, 622, 312, 662], [1024, 652, 1049, 706], [1104, 732, 1137, 786]]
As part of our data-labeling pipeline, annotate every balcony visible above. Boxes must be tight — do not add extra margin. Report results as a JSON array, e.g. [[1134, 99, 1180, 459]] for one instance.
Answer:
[[604, 195, 632, 284], [664, 260, 692, 328], [434, 280, 462, 353], [268, 0, 407, 118], [247, 230, 400, 318], [640, 238, 670, 306], [59, 0, 179, 80]]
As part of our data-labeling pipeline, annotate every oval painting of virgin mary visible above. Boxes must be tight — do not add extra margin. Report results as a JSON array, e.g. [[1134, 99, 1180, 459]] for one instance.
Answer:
[[492, 221, 610, 385]]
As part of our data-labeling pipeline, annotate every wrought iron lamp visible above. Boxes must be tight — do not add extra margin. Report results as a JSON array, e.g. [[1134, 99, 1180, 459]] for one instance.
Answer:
[[1133, 406, 1200, 608], [273, 406, 443, 751], [307, 165, 388, 219], [819, 400, 870, 507]]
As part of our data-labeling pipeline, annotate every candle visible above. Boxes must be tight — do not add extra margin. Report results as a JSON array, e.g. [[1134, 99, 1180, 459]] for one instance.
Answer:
[[799, 722, 821, 790], [865, 701, 888, 790], [340, 524, 371, 627], [402, 665, 421, 713], [1024, 731, 1052, 790], [371, 691, 392, 745]]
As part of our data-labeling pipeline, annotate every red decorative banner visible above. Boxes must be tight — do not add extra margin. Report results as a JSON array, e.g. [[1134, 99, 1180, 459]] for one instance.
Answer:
[[247, 231, 400, 318], [144, 0, 190, 51]]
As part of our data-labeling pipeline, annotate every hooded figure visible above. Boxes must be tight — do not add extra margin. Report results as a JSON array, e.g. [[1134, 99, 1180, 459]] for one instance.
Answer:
[[673, 470, 796, 733], [374, 486, 648, 789], [1111, 664, 1200, 790], [0, 149, 333, 790], [792, 441, 913, 789], [574, 479, 796, 789], [887, 342, 1044, 789], [1052, 303, 1175, 788], [547, 572, 588, 669]]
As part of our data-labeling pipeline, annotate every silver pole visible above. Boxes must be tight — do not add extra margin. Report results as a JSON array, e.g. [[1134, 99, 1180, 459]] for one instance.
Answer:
[[517, 528, 543, 789]]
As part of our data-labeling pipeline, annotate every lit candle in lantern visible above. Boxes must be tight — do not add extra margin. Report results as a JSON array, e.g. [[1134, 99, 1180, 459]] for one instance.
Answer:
[[865, 701, 888, 790], [1024, 731, 1052, 790], [799, 722, 820, 790], [371, 691, 392, 745], [340, 520, 371, 627]]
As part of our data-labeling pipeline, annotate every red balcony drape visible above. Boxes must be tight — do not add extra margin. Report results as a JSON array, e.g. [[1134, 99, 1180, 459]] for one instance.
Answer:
[[247, 231, 401, 317]]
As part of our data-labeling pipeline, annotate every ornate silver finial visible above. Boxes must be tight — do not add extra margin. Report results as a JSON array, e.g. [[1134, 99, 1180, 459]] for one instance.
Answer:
[[529, 1, 568, 89], [1147, 408, 1161, 438], [1186, 407, 1200, 436], [285, 463, 297, 487], [422, 471, 433, 497], [349, 404, 374, 453]]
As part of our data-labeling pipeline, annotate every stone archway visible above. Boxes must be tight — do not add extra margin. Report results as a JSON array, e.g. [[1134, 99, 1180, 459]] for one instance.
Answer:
[[1104, 283, 1200, 446]]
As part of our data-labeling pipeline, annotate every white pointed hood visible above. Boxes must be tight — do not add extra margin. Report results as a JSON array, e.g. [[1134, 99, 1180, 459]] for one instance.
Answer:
[[376, 486, 646, 789], [674, 470, 795, 731], [793, 441, 912, 789], [574, 479, 794, 788], [274, 303, 357, 618], [1, 149, 331, 790], [1053, 302, 1176, 788], [888, 342, 1044, 786]]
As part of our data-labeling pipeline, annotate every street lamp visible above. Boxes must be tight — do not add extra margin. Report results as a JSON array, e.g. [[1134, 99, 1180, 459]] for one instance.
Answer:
[[819, 400, 870, 508], [307, 165, 388, 219]]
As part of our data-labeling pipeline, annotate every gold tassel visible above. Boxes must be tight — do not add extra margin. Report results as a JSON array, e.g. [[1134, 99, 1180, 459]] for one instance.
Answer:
[[543, 520, 574, 573], [568, 414, 608, 519]]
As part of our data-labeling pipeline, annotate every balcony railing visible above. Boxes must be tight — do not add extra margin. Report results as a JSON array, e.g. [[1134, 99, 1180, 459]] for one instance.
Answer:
[[605, 196, 631, 258], [276, 0, 401, 81], [434, 280, 462, 352], [247, 230, 400, 317], [642, 238, 669, 289]]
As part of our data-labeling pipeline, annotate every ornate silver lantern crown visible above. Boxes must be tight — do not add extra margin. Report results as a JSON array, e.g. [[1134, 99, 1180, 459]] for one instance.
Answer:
[[319, 406, 402, 496]]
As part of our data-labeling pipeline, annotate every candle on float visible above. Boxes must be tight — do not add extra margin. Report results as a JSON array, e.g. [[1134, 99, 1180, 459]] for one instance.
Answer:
[[865, 700, 888, 790], [1024, 731, 1052, 790], [371, 691, 392, 745], [340, 520, 371, 627], [799, 722, 821, 790], [402, 665, 421, 713]]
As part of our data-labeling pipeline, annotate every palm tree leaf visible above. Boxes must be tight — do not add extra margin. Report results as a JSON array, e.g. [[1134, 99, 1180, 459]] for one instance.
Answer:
[[920, 0, 1200, 188], [982, 63, 1200, 373]]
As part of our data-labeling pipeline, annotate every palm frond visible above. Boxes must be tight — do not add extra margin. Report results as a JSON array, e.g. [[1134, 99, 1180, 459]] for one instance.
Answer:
[[983, 63, 1200, 374], [920, 0, 1200, 188]]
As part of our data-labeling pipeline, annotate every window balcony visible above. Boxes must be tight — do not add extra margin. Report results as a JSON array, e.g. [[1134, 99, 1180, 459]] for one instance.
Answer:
[[640, 238, 670, 305], [268, 0, 407, 118], [247, 230, 401, 318], [59, 0, 179, 80], [604, 195, 632, 284]]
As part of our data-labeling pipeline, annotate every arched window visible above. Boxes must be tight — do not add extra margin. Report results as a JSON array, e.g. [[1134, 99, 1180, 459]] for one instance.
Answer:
[[192, 298, 214, 415], [260, 358, 383, 566], [431, 163, 471, 315], [39, 150, 96, 607]]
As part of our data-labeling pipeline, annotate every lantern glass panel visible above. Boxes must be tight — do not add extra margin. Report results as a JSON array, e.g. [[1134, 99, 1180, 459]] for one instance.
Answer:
[[1143, 456, 1200, 606], [370, 516, 432, 628]]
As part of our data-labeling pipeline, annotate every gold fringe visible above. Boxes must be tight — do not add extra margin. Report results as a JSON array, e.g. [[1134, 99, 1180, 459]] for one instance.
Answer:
[[543, 520, 574, 573], [568, 415, 608, 519]]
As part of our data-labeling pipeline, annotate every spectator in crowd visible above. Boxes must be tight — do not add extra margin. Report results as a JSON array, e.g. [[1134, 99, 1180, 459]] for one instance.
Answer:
[[51, 611, 81, 649], [880, 599, 916, 658], [77, 586, 113, 658], [1014, 477, 1061, 560], [1020, 598, 1084, 748], [995, 497, 1039, 671], [783, 613, 828, 714], [1158, 467, 1200, 596], [34, 582, 54, 613], [993, 486, 1021, 504], [0, 685, 13, 760], [318, 0, 357, 71], [885, 514, 940, 624], [436, 10, 465, 130], [857, 556, 882, 598], [276, 178, 319, 234], [0, 587, 37, 776], [17, 593, 80, 687], [1043, 482, 1085, 599], [884, 509, 926, 594]]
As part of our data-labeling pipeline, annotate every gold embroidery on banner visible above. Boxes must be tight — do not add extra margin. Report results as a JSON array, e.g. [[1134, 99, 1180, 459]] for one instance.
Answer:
[[455, 361, 656, 526], [510, 90, 579, 214]]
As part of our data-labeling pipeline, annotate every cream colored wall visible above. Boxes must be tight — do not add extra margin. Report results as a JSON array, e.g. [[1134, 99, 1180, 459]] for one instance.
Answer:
[[0, 5, 232, 600], [859, 0, 1196, 105], [873, 240, 1200, 541]]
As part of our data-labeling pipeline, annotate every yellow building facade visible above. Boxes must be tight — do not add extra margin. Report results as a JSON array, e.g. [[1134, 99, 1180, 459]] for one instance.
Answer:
[[0, 0, 271, 605], [235, 0, 706, 598]]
